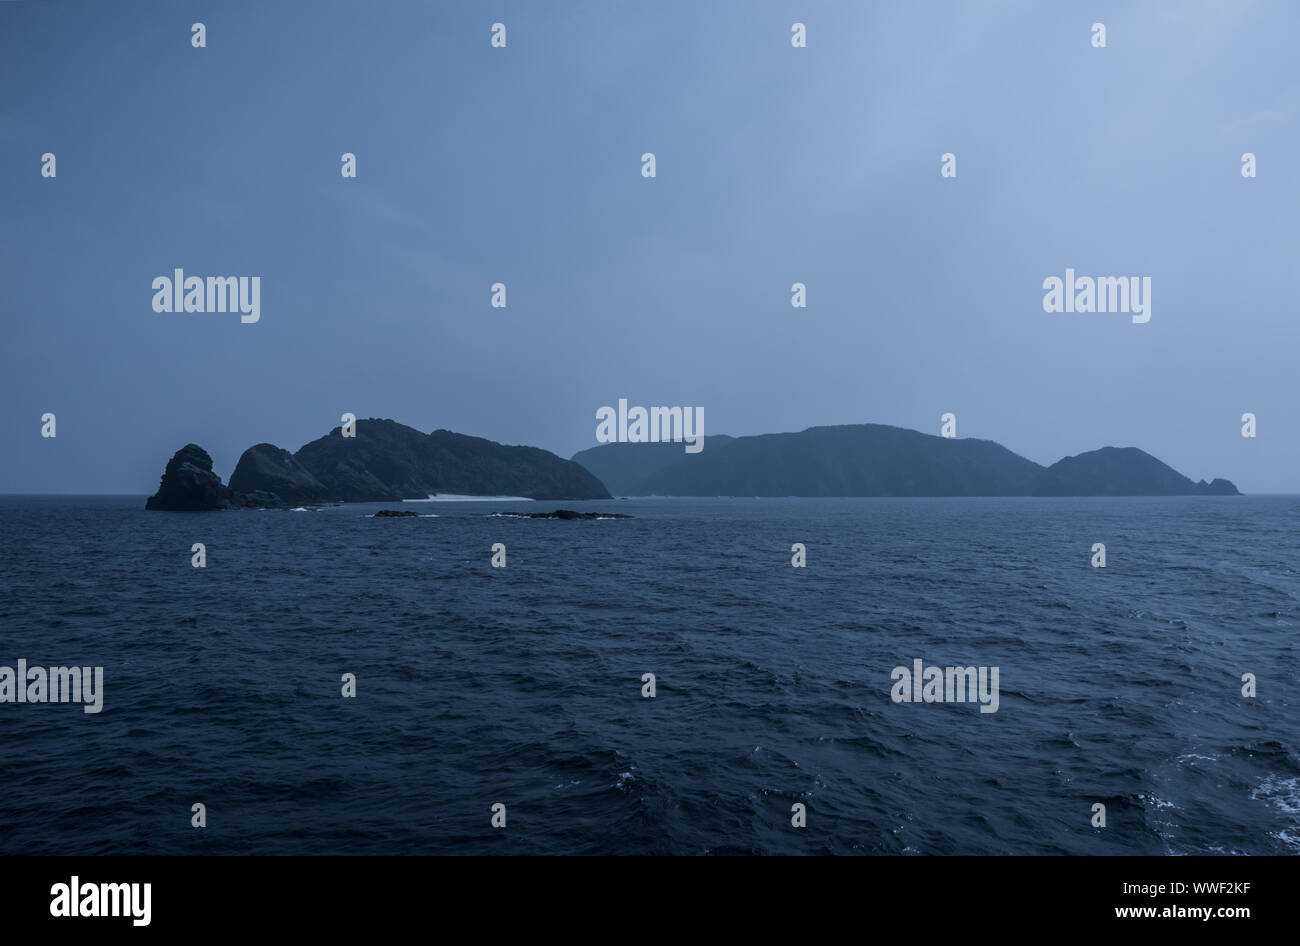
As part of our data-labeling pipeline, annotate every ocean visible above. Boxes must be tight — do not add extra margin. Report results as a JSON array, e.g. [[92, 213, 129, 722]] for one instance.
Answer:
[[0, 494, 1296, 855]]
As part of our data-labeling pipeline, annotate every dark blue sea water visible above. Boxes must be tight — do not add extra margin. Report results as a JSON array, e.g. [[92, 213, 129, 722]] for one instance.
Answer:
[[0, 495, 1296, 855]]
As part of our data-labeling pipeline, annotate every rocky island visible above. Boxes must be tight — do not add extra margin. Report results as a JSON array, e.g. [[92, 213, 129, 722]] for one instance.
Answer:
[[145, 418, 611, 510], [145, 419, 1242, 510]]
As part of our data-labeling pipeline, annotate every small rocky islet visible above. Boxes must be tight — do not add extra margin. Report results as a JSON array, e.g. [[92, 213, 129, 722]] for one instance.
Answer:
[[370, 509, 633, 519], [492, 510, 634, 520]]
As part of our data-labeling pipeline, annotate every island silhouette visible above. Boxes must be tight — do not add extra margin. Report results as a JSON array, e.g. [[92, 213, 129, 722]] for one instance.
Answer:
[[144, 418, 1239, 510]]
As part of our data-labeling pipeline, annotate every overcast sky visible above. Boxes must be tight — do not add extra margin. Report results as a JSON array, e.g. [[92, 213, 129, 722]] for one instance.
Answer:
[[2, 0, 1297, 492]]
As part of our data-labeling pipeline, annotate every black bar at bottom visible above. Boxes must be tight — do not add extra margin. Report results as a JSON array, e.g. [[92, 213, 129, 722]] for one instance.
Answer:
[[0, 855, 1277, 933]]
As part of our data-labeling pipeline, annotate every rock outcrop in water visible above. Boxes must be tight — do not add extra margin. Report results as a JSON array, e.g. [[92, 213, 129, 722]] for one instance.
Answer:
[[493, 509, 634, 519], [145, 444, 235, 511], [146, 418, 612, 510], [572, 424, 1241, 497]]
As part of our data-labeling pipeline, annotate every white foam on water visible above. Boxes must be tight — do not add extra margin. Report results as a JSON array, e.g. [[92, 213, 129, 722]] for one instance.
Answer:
[[1250, 775, 1300, 852]]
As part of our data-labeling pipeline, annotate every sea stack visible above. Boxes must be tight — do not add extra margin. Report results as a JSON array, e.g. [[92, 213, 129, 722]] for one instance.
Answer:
[[144, 444, 234, 511]]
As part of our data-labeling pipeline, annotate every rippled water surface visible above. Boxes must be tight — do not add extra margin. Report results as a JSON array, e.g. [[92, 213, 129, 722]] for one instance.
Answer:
[[1, 494, 1296, 854]]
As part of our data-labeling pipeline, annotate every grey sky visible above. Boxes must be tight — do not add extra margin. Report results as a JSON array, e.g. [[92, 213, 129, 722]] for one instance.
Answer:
[[2, 0, 1297, 492]]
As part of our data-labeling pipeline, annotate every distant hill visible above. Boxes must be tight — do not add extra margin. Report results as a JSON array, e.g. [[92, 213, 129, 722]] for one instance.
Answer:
[[147, 419, 610, 510], [287, 420, 610, 502], [570, 436, 734, 496], [1031, 446, 1240, 496], [571, 425, 1240, 497], [147, 419, 1241, 509]]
